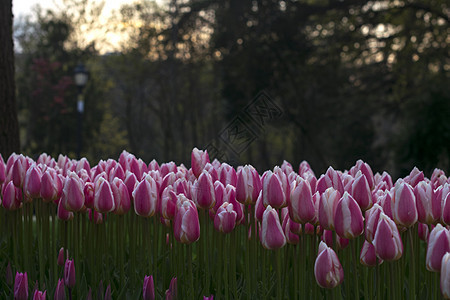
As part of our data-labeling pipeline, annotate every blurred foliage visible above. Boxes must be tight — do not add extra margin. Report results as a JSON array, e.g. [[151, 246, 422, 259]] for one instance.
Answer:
[[13, 0, 449, 178]]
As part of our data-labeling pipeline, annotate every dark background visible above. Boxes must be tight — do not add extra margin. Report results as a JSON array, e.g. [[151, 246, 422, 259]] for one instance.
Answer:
[[9, 0, 450, 178]]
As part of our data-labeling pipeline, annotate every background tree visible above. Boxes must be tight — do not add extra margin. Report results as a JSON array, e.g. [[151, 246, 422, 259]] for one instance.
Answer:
[[0, 0, 20, 156]]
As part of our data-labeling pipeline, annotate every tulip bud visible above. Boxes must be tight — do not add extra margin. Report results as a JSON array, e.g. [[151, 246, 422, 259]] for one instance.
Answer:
[[360, 240, 380, 267], [111, 178, 131, 215], [262, 171, 286, 209], [415, 181, 440, 224], [318, 187, 340, 230], [442, 192, 450, 226], [365, 204, 383, 243], [133, 176, 158, 217], [351, 171, 373, 211], [353, 160, 375, 189], [14, 272, 28, 300], [94, 177, 115, 213], [418, 222, 430, 242], [236, 165, 261, 205], [24, 164, 42, 199], [431, 168, 447, 189], [12, 156, 27, 188], [317, 167, 344, 195], [218, 163, 236, 186], [393, 181, 418, 227], [161, 187, 177, 220], [334, 192, 364, 239], [143, 275, 155, 300], [191, 148, 210, 178], [373, 213, 403, 261], [289, 177, 315, 224], [148, 159, 160, 172], [165, 277, 177, 300], [58, 247, 65, 266], [64, 259, 76, 288], [255, 191, 265, 222], [224, 184, 244, 225], [441, 252, 450, 299], [214, 202, 237, 234], [57, 198, 74, 221], [54, 278, 65, 300], [0, 154, 5, 185], [40, 168, 62, 202], [193, 171, 215, 209], [405, 167, 424, 187], [2, 181, 22, 210], [314, 241, 344, 288], [33, 290, 46, 300], [104, 284, 112, 300], [426, 224, 450, 272], [260, 205, 286, 250], [174, 195, 200, 244], [62, 172, 85, 212], [203, 295, 214, 300]]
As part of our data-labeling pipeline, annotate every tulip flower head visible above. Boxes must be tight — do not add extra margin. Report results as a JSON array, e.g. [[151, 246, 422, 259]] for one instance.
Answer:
[[318, 187, 340, 230], [191, 148, 210, 178], [373, 212, 403, 261], [214, 202, 237, 234], [262, 171, 287, 209], [64, 258, 76, 288], [393, 181, 418, 227], [289, 177, 315, 224], [314, 241, 344, 289], [32, 290, 46, 300], [334, 192, 364, 239], [426, 224, 450, 272], [133, 175, 158, 217], [174, 195, 200, 244], [14, 272, 28, 300], [260, 205, 286, 250], [441, 252, 450, 299], [143, 275, 155, 300], [193, 171, 215, 209]]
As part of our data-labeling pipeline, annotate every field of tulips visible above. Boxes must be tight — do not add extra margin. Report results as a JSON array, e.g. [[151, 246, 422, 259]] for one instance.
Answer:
[[1, 148, 450, 299]]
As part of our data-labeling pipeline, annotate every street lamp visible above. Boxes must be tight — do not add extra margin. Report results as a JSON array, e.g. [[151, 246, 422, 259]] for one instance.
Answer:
[[74, 63, 88, 159]]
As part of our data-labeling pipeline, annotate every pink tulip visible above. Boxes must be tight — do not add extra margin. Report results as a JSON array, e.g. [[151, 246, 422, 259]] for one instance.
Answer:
[[133, 175, 158, 217], [318, 187, 340, 230], [165, 277, 177, 300], [334, 192, 364, 239], [160, 162, 177, 178], [143, 275, 155, 300], [314, 241, 344, 288], [418, 222, 430, 242], [219, 163, 237, 186], [431, 168, 447, 189], [214, 202, 237, 234], [148, 159, 160, 172], [174, 195, 200, 244], [33, 290, 46, 300], [377, 190, 393, 219], [255, 191, 265, 222], [54, 278, 65, 300], [0, 154, 5, 185], [365, 204, 384, 243], [223, 184, 244, 225], [405, 167, 424, 187], [360, 240, 380, 267], [64, 259, 76, 288], [104, 284, 112, 300], [14, 272, 28, 300], [62, 172, 85, 212], [191, 148, 210, 178], [193, 171, 215, 209], [426, 224, 450, 272], [23, 164, 42, 199], [289, 177, 315, 224], [109, 164, 125, 181], [393, 181, 417, 227], [442, 192, 450, 226], [124, 171, 138, 199], [414, 181, 440, 224], [161, 187, 178, 220], [203, 295, 214, 300], [260, 205, 286, 250], [316, 167, 344, 195], [57, 198, 74, 221], [40, 168, 62, 202], [94, 177, 115, 213], [57, 247, 65, 266], [282, 214, 299, 245], [441, 252, 450, 299], [11, 155, 27, 188], [111, 178, 131, 215], [373, 212, 403, 261], [351, 171, 373, 211], [353, 160, 375, 188], [262, 171, 286, 209], [236, 165, 261, 205], [2, 181, 22, 210]]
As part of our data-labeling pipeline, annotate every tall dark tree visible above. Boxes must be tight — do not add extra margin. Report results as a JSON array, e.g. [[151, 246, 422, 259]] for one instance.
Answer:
[[0, 1, 20, 156]]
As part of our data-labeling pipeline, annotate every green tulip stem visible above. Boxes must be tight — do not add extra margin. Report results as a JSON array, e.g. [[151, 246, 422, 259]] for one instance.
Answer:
[[352, 239, 360, 299]]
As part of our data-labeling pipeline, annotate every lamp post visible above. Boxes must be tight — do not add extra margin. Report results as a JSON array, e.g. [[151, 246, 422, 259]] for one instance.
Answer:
[[74, 63, 88, 159]]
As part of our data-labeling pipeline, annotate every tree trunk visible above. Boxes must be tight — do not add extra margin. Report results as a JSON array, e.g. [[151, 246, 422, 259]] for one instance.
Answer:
[[0, 0, 20, 157]]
